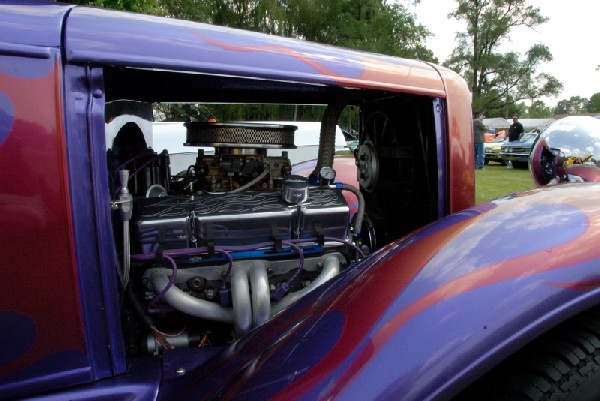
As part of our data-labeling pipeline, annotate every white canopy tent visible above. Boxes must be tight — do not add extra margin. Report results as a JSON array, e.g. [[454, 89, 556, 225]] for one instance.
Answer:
[[482, 118, 555, 132]]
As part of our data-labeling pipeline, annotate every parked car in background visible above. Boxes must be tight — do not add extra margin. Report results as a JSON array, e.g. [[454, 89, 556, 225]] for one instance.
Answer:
[[500, 131, 539, 167], [484, 136, 506, 165]]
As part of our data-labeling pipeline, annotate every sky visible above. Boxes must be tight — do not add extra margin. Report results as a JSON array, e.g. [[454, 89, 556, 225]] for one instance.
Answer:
[[406, 0, 599, 106]]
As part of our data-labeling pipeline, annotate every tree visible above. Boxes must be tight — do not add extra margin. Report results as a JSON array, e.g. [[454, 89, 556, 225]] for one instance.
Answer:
[[588, 93, 600, 113], [205, 0, 435, 61], [525, 100, 552, 118], [281, 0, 434, 60], [65, 0, 163, 14], [553, 96, 590, 115], [160, 0, 214, 22], [445, 0, 562, 115]]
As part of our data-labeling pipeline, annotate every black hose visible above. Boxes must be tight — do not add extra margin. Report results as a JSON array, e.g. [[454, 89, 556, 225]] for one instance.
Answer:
[[126, 283, 154, 328]]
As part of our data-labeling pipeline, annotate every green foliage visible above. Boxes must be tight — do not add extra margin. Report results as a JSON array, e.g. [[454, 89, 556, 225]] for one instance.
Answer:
[[212, 0, 260, 30], [445, 0, 562, 114], [553, 96, 591, 114], [481, 94, 525, 119], [589, 93, 600, 113], [154, 103, 334, 123], [159, 0, 214, 22], [525, 100, 552, 118], [200, 0, 435, 61], [67, 0, 163, 14], [278, 0, 434, 60], [154, 104, 216, 122]]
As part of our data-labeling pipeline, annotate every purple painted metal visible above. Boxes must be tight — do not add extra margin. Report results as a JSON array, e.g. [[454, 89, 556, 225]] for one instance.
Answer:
[[64, 7, 446, 97], [5, 3, 600, 401], [154, 184, 600, 400], [62, 64, 126, 379], [433, 98, 447, 218], [0, 1, 71, 48], [0, 44, 91, 398], [21, 356, 162, 401], [0, 3, 123, 397]]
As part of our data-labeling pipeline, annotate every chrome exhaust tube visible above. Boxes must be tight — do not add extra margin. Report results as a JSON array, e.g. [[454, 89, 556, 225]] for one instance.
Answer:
[[232, 261, 271, 334], [150, 255, 340, 333], [231, 264, 253, 334], [150, 271, 234, 323], [249, 262, 270, 327], [271, 254, 340, 315]]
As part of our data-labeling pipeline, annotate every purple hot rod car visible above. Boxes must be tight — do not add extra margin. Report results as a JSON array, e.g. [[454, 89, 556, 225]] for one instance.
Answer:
[[2, 2, 600, 401]]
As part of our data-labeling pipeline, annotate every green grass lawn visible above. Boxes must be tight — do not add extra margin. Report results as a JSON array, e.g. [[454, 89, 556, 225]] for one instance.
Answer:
[[476, 162, 536, 204]]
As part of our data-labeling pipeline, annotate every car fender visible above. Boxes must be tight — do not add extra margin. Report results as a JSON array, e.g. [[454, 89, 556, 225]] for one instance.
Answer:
[[157, 183, 600, 400]]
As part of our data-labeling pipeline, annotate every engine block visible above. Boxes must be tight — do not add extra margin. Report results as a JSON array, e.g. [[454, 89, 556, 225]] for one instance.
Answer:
[[133, 188, 350, 253]]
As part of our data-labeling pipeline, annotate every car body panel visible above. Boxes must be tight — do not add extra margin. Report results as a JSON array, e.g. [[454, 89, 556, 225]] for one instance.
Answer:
[[154, 183, 600, 400], [0, 1, 70, 48], [9, 3, 600, 401], [0, 47, 93, 397], [65, 7, 445, 97]]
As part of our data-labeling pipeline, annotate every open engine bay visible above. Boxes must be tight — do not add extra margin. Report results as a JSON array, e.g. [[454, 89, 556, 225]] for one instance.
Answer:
[[109, 120, 367, 355], [102, 61, 441, 356]]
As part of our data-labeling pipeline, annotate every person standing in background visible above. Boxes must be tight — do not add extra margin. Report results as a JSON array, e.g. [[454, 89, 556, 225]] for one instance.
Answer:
[[508, 115, 524, 142], [473, 111, 486, 170]]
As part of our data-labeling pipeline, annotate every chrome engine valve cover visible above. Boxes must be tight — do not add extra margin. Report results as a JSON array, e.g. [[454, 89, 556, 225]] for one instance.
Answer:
[[134, 197, 195, 253], [301, 187, 349, 240], [192, 191, 295, 246], [133, 188, 350, 251]]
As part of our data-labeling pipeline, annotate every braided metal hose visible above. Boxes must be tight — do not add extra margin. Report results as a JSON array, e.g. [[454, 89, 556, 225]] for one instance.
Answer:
[[313, 96, 349, 176]]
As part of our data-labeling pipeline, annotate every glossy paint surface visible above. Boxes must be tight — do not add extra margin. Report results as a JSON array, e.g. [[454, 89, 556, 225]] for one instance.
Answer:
[[19, 356, 162, 401], [64, 8, 446, 97], [434, 64, 475, 213], [0, 50, 90, 398], [157, 184, 600, 400], [62, 65, 127, 381], [0, 1, 70, 48]]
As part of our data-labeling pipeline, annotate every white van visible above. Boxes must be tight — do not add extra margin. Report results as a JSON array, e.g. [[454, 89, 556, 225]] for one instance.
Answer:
[[152, 122, 214, 173]]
